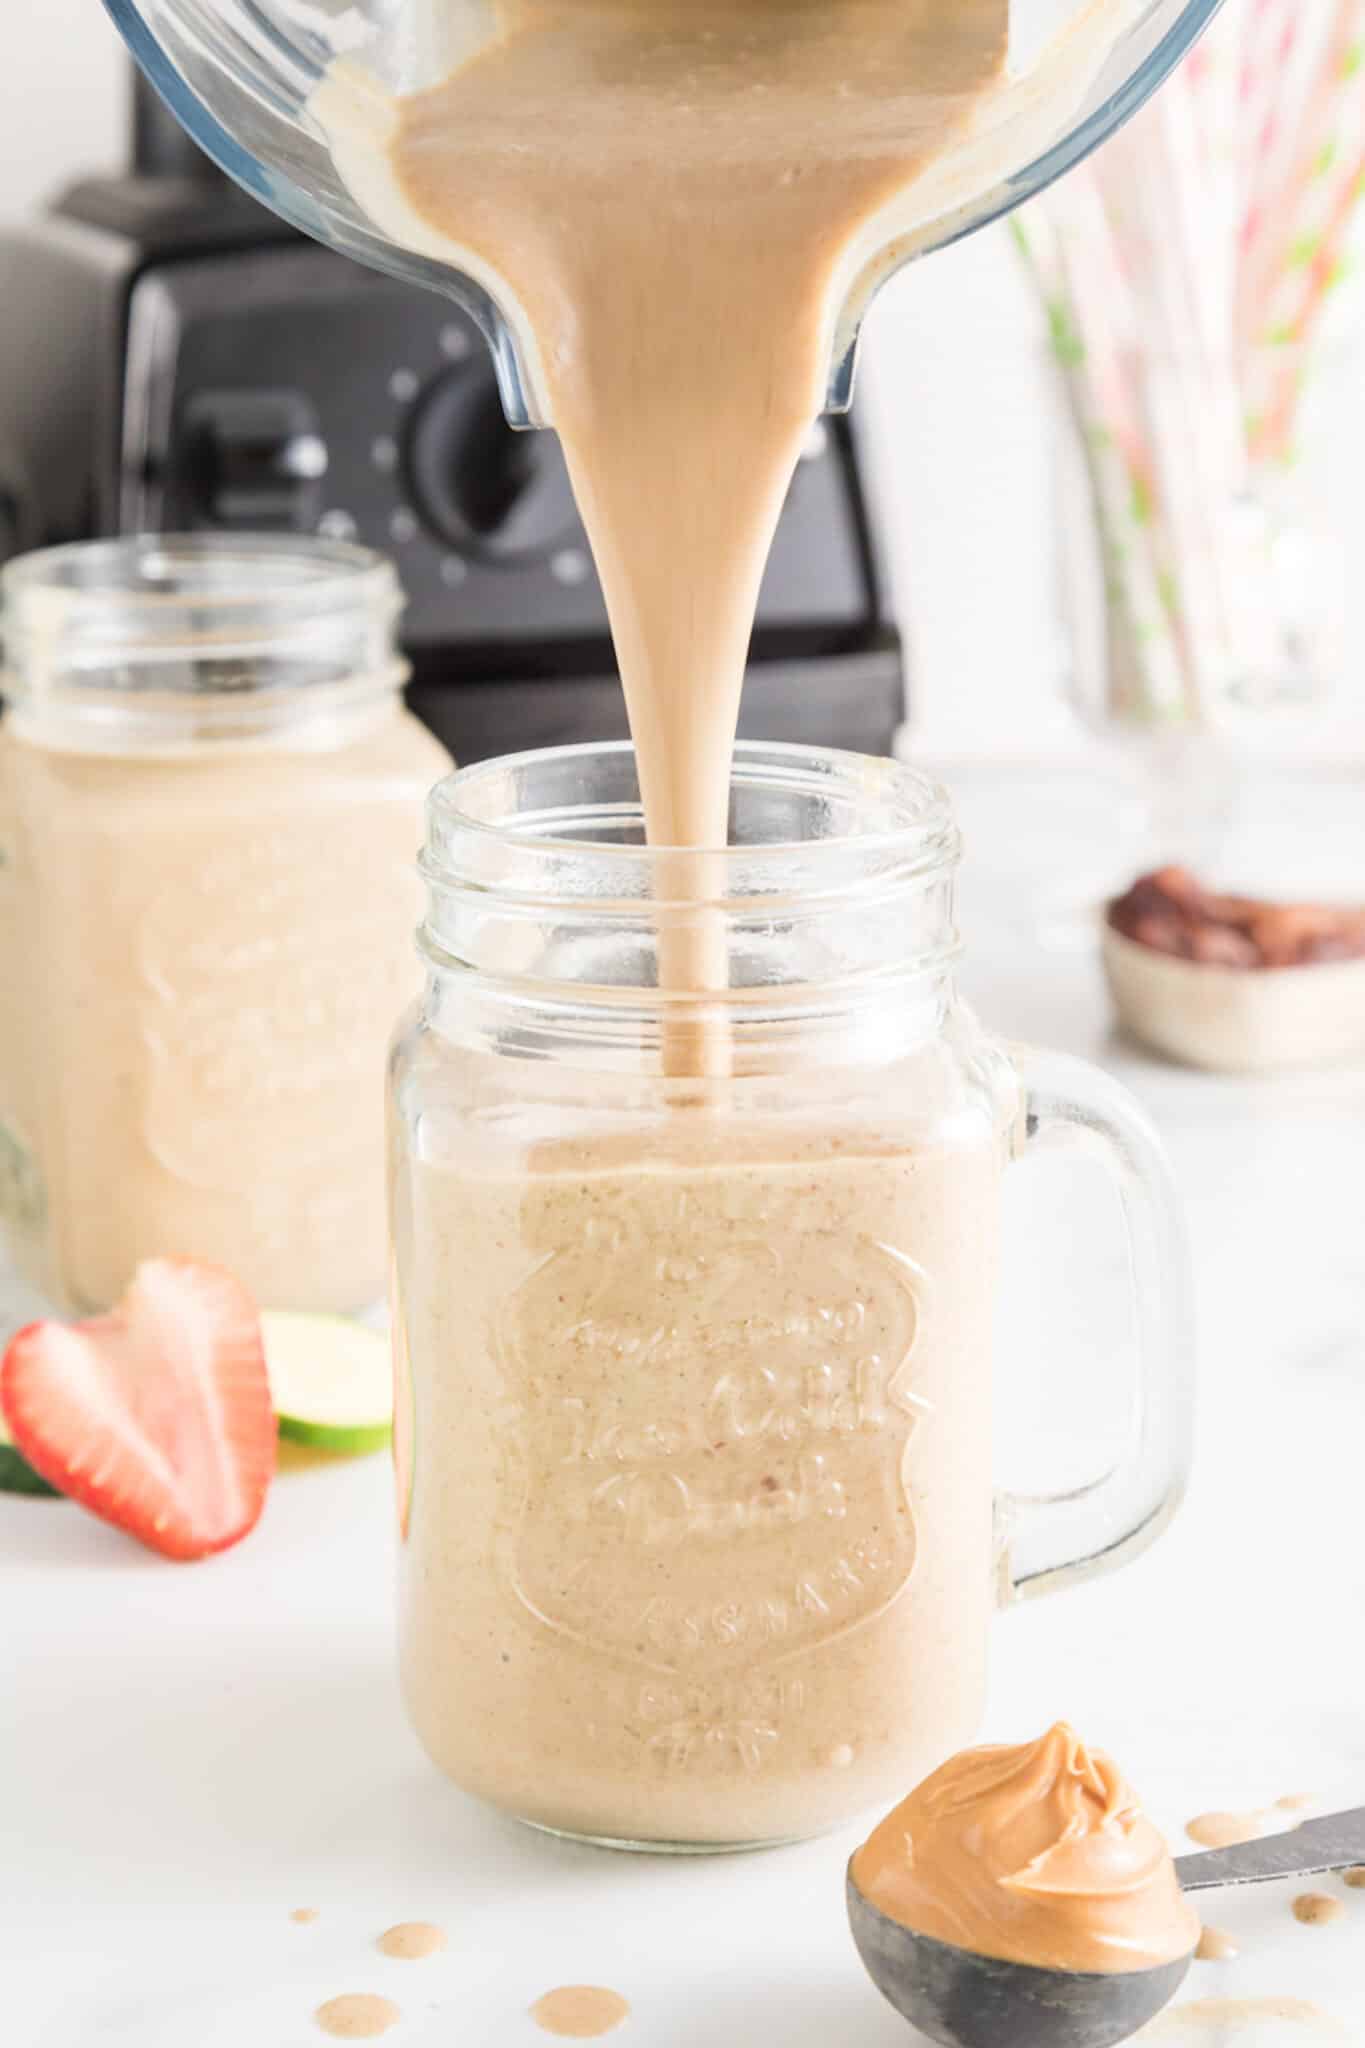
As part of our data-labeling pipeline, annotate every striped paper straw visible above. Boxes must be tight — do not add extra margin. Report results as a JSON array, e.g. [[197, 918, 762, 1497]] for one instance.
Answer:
[[1014, 205, 1192, 726], [1238, 0, 1318, 266], [1099, 69, 1275, 719], [1243, 12, 1365, 458], [1239, 1, 1365, 353]]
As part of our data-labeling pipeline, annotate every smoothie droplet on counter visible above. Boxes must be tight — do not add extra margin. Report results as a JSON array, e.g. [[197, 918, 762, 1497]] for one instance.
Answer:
[[292, 1907, 321, 1924], [1185, 1810, 1280, 1850], [314, 1993, 402, 2038], [377, 1921, 447, 1959], [1344, 1867, 1365, 1888], [1277, 1793, 1314, 1813], [1292, 1893, 1345, 1927], [1194, 1926, 1240, 1962], [530, 1985, 631, 2038], [1144, 1996, 1345, 2038]]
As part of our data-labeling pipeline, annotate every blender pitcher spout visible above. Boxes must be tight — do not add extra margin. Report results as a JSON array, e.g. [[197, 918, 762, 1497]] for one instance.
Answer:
[[817, 0, 1229, 416]]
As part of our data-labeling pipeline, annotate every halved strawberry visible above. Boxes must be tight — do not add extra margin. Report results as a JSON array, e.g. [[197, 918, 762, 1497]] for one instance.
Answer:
[[0, 1259, 276, 1561]]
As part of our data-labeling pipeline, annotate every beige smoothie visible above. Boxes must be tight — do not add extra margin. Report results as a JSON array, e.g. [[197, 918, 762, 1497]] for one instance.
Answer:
[[0, 702, 449, 1314], [392, 1108, 1003, 1844]]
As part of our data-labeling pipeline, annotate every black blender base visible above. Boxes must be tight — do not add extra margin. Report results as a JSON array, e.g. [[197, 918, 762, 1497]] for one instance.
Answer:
[[408, 645, 903, 767]]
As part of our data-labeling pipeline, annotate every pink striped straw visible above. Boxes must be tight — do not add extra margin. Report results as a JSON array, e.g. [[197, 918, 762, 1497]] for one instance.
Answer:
[[1247, 154, 1365, 459], [1099, 63, 1271, 717], [1239, 0, 1365, 354], [1243, 3, 1365, 457], [1238, 0, 1306, 253], [1188, 3, 1244, 363], [1020, 187, 1191, 723]]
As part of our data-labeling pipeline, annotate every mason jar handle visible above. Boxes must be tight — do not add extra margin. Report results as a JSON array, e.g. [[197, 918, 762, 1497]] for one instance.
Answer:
[[997, 1046, 1196, 1603]]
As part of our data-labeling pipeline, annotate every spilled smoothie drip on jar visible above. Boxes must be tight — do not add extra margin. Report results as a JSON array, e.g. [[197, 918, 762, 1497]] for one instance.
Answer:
[[318, 0, 1127, 1074], [852, 1722, 1200, 1973]]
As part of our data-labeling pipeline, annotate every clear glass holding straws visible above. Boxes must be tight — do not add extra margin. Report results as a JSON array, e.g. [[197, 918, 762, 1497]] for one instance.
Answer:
[[1021, 0, 1365, 881]]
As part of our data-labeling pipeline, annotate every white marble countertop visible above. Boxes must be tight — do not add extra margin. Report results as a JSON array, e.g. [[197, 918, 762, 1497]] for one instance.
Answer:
[[5, 766, 1365, 2047]]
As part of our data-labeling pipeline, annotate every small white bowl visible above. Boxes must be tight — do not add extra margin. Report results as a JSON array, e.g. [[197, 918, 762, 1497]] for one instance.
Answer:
[[1102, 925, 1365, 1073]]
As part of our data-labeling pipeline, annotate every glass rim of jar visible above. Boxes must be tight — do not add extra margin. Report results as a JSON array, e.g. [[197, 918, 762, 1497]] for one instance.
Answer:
[[2, 532, 401, 640], [424, 739, 960, 896], [418, 739, 964, 1027], [1, 533, 407, 745]]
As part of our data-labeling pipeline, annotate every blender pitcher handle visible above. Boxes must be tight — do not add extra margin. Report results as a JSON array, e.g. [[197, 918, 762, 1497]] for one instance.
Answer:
[[996, 1047, 1196, 1604]]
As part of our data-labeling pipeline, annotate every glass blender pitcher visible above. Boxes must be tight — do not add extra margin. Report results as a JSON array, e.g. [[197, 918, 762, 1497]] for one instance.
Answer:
[[106, 0, 1224, 429]]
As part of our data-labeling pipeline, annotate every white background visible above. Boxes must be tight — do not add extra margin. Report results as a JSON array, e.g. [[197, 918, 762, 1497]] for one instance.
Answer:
[[4, 0, 1364, 762]]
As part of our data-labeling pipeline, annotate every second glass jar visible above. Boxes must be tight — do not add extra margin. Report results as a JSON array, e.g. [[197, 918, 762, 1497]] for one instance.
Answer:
[[0, 535, 451, 1315]]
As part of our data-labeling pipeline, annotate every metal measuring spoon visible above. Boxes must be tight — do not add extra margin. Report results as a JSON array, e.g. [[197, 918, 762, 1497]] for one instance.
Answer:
[[847, 1805, 1365, 2048]]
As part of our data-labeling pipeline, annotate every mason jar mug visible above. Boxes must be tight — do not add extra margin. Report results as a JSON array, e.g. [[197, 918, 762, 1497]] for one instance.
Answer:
[[388, 741, 1194, 1850]]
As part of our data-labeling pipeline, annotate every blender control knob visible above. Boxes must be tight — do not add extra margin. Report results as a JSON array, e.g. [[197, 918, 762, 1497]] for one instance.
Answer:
[[403, 362, 580, 564]]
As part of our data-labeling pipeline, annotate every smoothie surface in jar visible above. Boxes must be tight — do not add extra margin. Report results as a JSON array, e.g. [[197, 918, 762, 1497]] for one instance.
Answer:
[[392, 1103, 1003, 1845]]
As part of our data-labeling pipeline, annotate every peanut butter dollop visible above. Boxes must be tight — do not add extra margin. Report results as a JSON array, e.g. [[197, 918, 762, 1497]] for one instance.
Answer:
[[851, 1722, 1200, 1974]]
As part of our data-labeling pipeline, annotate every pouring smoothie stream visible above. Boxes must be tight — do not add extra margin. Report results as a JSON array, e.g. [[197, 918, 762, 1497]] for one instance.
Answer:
[[329, 0, 1196, 1847], [320, 1, 1007, 1073]]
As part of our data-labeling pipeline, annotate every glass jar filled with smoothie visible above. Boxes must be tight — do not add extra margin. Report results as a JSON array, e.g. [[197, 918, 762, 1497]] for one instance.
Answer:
[[389, 740, 1194, 1850], [0, 535, 450, 1315]]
